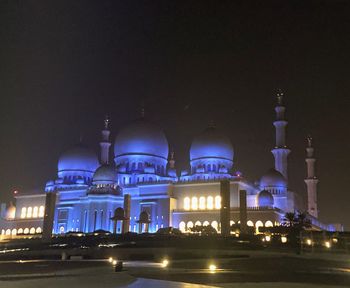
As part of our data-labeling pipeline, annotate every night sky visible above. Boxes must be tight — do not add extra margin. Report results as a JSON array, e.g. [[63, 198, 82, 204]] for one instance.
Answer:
[[0, 1, 349, 228]]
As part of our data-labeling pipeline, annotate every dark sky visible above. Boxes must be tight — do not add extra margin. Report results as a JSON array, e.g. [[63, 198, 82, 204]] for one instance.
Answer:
[[0, 1, 349, 228]]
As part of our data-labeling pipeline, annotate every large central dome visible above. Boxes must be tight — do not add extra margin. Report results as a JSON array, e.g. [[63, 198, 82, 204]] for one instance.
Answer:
[[190, 126, 234, 173], [114, 119, 169, 161]]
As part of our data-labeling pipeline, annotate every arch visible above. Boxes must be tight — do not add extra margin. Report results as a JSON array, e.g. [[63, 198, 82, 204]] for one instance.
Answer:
[[23, 228, 29, 234], [265, 220, 273, 227], [211, 221, 218, 231], [256, 220, 263, 227], [114, 207, 125, 220], [21, 207, 27, 218], [187, 221, 194, 230], [215, 196, 221, 209], [1, 229, 4, 235], [199, 196, 206, 210], [33, 206, 38, 218], [17, 228, 23, 234], [247, 220, 254, 227], [59, 226, 65, 234], [191, 197, 198, 210], [5, 229, 11, 236], [179, 221, 186, 232], [36, 227, 42, 233], [29, 227, 35, 234], [230, 220, 235, 226], [207, 196, 214, 209], [184, 197, 190, 210], [195, 221, 201, 227], [139, 211, 150, 223], [11, 229, 17, 236], [203, 221, 210, 226], [26, 207, 32, 218]]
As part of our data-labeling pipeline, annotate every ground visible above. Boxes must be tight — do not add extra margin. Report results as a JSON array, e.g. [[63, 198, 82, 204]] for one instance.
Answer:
[[0, 252, 349, 288]]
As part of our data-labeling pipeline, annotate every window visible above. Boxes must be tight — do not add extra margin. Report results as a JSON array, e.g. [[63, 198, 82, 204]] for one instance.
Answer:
[[17, 228, 23, 234], [29, 227, 35, 234], [199, 197, 206, 209], [230, 220, 235, 226], [179, 221, 186, 232], [5, 229, 11, 235], [265, 220, 273, 227], [195, 221, 201, 227], [21, 207, 27, 218], [11, 229, 17, 236], [187, 221, 194, 230], [211, 221, 218, 231], [59, 226, 65, 234], [207, 196, 214, 209], [36, 227, 42, 233], [203, 221, 210, 226], [215, 196, 221, 209], [191, 197, 198, 210], [33, 206, 38, 218], [27, 207, 32, 218], [184, 197, 190, 210], [23, 228, 29, 234], [39, 206, 45, 217], [247, 220, 254, 227]]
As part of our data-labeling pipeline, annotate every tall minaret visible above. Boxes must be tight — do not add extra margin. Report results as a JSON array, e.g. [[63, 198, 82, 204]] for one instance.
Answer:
[[271, 90, 291, 179], [100, 116, 111, 165], [305, 136, 319, 218]]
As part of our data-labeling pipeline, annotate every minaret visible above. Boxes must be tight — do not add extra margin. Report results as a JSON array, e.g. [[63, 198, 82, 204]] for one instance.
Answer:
[[305, 136, 319, 218], [271, 90, 291, 179], [100, 116, 111, 165]]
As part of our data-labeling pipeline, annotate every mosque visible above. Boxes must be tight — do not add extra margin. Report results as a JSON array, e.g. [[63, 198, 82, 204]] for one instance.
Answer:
[[0, 93, 340, 239]]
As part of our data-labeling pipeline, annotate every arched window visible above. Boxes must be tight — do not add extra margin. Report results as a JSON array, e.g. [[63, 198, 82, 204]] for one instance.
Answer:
[[215, 196, 221, 209], [207, 196, 214, 209], [29, 227, 35, 234], [247, 220, 254, 227], [207, 164, 211, 172], [184, 197, 190, 210], [39, 206, 45, 218], [187, 221, 194, 230], [23, 228, 29, 234], [5, 229, 11, 235], [131, 163, 136, 171], [26, 207, 32, 218], [211, 221, 218, 231], [21, 207, 27, 218], [179, 221, 186, 232], [191, 197, 198, 210], [230, 220, 235, 226], [17, 228, 23, 234], [195, 221, 201, 227], [265, 220, 273, 227], [36, 227, 42, 233], [203, 221, 210, 226], [33, 206, 38, 218], [199, 197, 206, 209], [11, 229, 17, 236], [213, 164, 216, 172], [1, 229, 4, 235], [256, 220, 263, 228], [59, 226, 65, 234]]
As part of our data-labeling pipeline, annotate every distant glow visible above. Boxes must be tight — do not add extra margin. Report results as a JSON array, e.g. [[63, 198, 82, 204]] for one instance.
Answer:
[[27, 207, 32, 218], [209, 264, 217, 272], [33, 206, 38, 218], [324, 241, 331, 248], [191, 197, 198, 210], [112, 260, 117, 265], [332, 238, 338, 244], [203, 221, 210, 226], [306, 239, 312, 246], [184, 197, 190, 210], [39, 206, 45, 217], [247, 220, 254, 227], [108, 257, 113, 263], [281, 236, 287, 243], [265, 221, 273, 227], [161, 259, 169, 268], [211, 221, 218, 232], [179, 221, 186, 232], [187, 221, 194, 230], [195, 221, 201, 227], [199, 197, 206, 209], [265, 235, 271, 242], [20, 207, 26, 219]]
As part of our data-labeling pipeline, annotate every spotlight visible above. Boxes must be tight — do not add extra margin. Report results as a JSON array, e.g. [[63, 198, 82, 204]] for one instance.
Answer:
[[108, 257, 113, 263], [265, 235, 271, 242], [281, 236, 287, 243], [306, 239, 312, 246], [161, 259, 169, 268], [112, 260, 117, 265], [209, 264, 217, 272], [324, 241, 331, 248]]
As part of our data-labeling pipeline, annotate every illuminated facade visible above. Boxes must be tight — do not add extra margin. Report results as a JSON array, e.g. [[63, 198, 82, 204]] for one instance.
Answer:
[[0, 94, 339, 239]]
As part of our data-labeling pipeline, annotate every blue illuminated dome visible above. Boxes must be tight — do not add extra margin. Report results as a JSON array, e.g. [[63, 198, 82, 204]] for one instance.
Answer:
[[114, 119, 169, 174], [190, 126, 234, 172], [260, 168, 287, 188], [57, 144, 99, 180], [257, 190, 274, 207], [92, 164, 117, 185]]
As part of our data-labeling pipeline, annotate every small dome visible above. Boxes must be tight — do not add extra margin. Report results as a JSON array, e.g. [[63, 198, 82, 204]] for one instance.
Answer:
[[58, 144, 99, 175], [93, 164, 117, 185], [114, 119, 169, 160], [190, 126, 233, 162], [260, 168, 287, 188], [257, 190, 274, 207]]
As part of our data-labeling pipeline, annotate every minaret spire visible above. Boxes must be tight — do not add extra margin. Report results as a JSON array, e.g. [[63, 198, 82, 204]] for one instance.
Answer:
[[271, 90, 291, 179], [305, 135, 319, 218], [100, 115, 111, 165]]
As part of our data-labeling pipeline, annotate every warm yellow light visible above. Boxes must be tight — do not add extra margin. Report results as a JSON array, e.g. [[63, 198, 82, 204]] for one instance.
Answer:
[[209, 264, 217, 272], [112, 260, 117, 265], [306, 239, 312, 246], [332, 238, 338, 244], [281, 236, 287, 243], [325, 241, 331, 248], [161, 259, 169, 268], [108, 257, 113, 263], [265, 235, 271, 242]]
